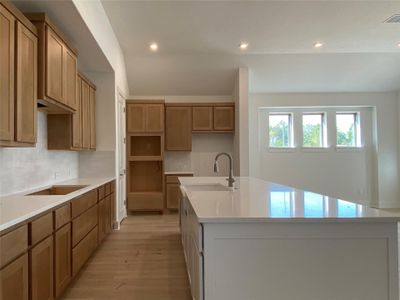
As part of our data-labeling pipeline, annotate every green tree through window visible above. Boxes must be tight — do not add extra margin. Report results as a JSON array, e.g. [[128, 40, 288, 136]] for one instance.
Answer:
[[269, 114, 290, 147], [303, 114, 323, 147]]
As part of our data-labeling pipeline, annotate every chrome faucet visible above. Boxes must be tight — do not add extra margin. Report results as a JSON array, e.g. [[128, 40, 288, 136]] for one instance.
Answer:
[[213, 152, 235, 187]]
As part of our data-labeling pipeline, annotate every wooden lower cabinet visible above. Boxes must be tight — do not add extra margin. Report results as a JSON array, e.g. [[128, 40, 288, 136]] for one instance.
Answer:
[[54, 223, 71, 298], [98, 199, 107, 242], [0, 253, 29, 300], [30, 236, 54, 300], [166, 183, 181, 209], [72, 226, 98, 276]]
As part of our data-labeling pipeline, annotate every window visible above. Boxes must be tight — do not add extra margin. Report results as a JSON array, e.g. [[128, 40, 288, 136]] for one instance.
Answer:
[[302, 113, 325, 147], [269, 114, 292, 148], [336, 113, 360, 147]]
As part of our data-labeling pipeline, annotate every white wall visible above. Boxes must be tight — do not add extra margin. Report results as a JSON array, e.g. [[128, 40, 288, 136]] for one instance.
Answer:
[[249, 92, 399, 208], [0, 112, 78, 196]]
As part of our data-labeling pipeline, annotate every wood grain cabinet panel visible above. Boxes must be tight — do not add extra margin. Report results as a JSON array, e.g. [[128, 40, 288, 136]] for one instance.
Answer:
[[89, 86, 96, 149], [72, 205, 98, 247], [30, 235, 54, 300], [127, 104, 146, 132], [63, 48, 77, 110], [81, 79, 90, 149], [72, 226, 98, 276], [213, 106, 234, 131], [192, 106, 213, 131], [0, 225, 28, 269], [98, 199, 107, 242], [30, 212, 53, 246], [45, 27, 64, 104], [165, 106, 192, 151], [54, 204, 71, 230], [71, 76, 82, 148], [16, 22, 37, 144], [146, 104, 164, 132], [0, 253, 29, 300], [0, 5, 15, 143], [54, 223, 71, 298], [166, 183, 181, 210], [71, 189, 97, 218]]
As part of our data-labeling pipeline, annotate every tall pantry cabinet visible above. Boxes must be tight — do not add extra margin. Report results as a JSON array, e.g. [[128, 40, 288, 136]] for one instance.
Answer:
[[0, 2, 38, 147]]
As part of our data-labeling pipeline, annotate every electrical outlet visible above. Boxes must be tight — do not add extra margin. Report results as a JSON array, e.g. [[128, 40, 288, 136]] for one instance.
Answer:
[[54, 172, 61, 179]]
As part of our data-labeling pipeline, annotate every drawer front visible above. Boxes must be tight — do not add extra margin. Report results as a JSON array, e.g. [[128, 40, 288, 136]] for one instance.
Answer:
[[72, 226, 98, 276], [98, 185, 105, 201], [30, 212, 53, 246], [72, 205, 98, 247], [105, 183, 111, 196], [0, 225, 28, 269], [166, 174, 193, 184], [127, 193, 163, 210], [54, 204, 71, 230], [71, 189, 97, 218]]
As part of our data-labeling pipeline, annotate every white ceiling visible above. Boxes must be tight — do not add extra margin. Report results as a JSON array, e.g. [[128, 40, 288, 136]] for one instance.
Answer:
[[102, 0, 400, 95]]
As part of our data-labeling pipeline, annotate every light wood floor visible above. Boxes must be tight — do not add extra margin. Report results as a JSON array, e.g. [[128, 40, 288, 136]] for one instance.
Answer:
[[62, 214, 192, 300]]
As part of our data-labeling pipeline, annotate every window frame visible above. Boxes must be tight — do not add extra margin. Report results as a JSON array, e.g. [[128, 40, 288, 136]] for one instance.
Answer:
[[301, 112, 327, 148], [335, 112, 362, 148], [268, 112, 294, 149]]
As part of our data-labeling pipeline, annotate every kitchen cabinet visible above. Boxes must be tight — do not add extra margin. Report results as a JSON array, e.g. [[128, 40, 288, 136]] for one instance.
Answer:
[[98, 199, 107, 242], [165, 174, 193, 210], [0, 2, 38, 147], [165, 106, 192, 151], [127, 102, 164, 133], [47, 72, 96, 151], [192, 106, 213, 131], [26, 13, 77, 113], [30, 236, 54, 300], [214, 106, 234, 131], [0, 253, 29, 300], [72, 226, 98, 276], [54, 223, 71, 298]]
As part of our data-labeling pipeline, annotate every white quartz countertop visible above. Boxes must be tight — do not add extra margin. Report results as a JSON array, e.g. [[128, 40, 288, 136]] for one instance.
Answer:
[[179, 177, 400, 223], [0, 177, 115, 232]]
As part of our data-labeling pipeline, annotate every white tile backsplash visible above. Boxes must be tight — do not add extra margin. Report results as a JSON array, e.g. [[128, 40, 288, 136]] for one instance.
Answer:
[[0, 112, 79, 196]]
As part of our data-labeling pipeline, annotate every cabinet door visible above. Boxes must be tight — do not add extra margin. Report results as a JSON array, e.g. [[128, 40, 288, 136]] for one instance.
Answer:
[[110, 192, 116, 230], [15, 22, 37, 143], [166, 183, 181, 209], [98, 199, 106, 242], [81, 80, 90, 149], [127, 104, 146, 132], [89, 86, 96, 149], [192, 106, 213, 131], [30, 236, 54, 300], [165, 106, 192, 151], [213, 106, 234, 131], [63, 48, 77, 110], [72, 76, 82, 148], [45, 27, 64, 104], [0, 253, 29, 300], [0, 5, 15, 142], [146, 104, 164, 132], [105, 195, 111, 234], [54, 223, 71, 298]]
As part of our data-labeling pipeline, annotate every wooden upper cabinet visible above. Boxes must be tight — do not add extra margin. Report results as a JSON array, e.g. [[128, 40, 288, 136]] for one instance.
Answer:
[[89, 86, 96, 149], [0, 253, 29, 300], [26, 13, 78, 113], [64, 48, 77, 110], [213, 106, 234, 131], [127, 103, 164, 133], [72, 76, 82, 149], [0, 5, 15, 143], [45, 27, 64, 104], [16, 22, 37, 143], [192, 106, 213, 131], [165, 106, 192, 151], [146, 104, 164, 132], [1, 3, 38, 147], [81, 80, 90, 149]]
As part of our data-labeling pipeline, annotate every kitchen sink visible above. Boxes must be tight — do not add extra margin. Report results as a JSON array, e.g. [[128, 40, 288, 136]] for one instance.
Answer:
[[27, 185, 88, 196], [184, 183, 233, 192]]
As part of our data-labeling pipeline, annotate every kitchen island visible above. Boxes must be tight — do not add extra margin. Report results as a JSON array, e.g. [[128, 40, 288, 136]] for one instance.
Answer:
[[179, 176, 400, 300]]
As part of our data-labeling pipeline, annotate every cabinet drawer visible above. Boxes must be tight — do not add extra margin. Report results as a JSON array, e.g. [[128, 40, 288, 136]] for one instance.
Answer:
[[72, 205, 98, 247], [105, 183, 111, 196], [72, 226, 98, 276], [0, 225, 28, 269], [54, 204, 71, 230], [71, 189, 97, 218], [30, 212, 53, 246], [127, 193, 163, 210], [97, 185, 105, 201]]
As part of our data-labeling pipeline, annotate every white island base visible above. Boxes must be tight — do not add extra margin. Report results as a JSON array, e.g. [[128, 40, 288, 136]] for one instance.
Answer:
[[179, 177, 400, 300]]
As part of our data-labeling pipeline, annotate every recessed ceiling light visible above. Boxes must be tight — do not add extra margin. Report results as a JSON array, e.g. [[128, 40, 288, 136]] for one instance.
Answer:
[[397, 42, 400, 47], [313, 42, 323, 48], [150, 43, 158, 51], [239, 42, 249, 50]]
